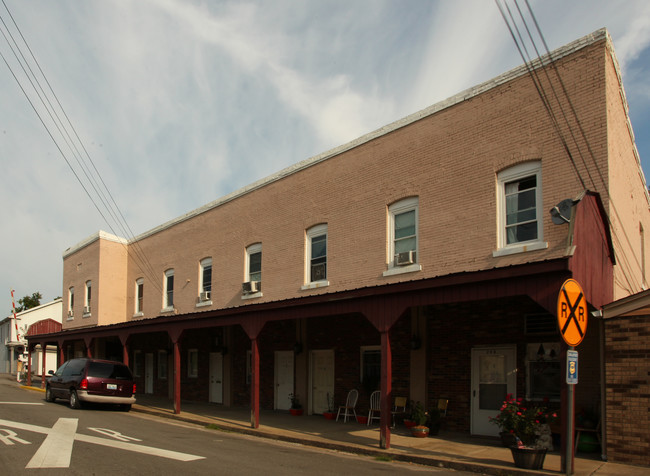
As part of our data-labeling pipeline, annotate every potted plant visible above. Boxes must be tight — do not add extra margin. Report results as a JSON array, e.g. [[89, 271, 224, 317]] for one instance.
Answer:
[[323, 392, 336, 420], [489, 394, 558, 470], [289, 393, 303, 416], [409, 401, 429, 437]]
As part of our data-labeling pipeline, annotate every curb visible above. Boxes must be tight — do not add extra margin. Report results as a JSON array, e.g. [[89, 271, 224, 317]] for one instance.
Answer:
[[21, 385, 45, 393], [131, 406, 544, 476]]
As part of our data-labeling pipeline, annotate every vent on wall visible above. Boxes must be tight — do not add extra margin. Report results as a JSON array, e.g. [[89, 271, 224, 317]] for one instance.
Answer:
[[525, 313, 557, 335]]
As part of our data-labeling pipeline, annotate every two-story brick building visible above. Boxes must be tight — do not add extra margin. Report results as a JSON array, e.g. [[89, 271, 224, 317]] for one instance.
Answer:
[[28, 29, 649, 454]]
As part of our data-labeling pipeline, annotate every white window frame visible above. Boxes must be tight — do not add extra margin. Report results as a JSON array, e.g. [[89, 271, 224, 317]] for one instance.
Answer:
[[157, 349, 168, 380], [494, 161, 547, 257], [384, 197, 422, 276], [134, 278, 144, 317], [188, 349, 198, 378], [83, 280, 92, 317], [243, 244, 262, 299], [302, 224, 329, 290], [197, 257, 213, 307], [162, 269, 175, 312], [67, 287, 74, 320]]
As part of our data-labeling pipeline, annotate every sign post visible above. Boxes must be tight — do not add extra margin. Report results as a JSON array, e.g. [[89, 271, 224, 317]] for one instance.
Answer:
[[557, 279, 588, 476]]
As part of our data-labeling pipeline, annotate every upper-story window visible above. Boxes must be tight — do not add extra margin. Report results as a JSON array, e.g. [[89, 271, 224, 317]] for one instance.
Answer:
[[198, 258, 212, 305], [67, 287, 74, 319], [303, 224, 328, 289], [163, 269, 174, 311], [83, 281, 92, 316], [384, 197, 422, 276], [243, 244, 262, 297], [135, 278, 144, 316], [494, 161, 547, 257]]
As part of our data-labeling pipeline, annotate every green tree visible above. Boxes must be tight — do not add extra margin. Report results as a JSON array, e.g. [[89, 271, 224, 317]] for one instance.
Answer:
[[13, 292, 42, 313]]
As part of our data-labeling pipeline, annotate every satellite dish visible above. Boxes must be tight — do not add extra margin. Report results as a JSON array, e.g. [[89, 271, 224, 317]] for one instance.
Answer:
[[550, 198, 574, 225]]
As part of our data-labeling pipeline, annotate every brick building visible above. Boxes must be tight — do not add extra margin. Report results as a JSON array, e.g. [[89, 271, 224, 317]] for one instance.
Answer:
[[27, 28, 649, 458]]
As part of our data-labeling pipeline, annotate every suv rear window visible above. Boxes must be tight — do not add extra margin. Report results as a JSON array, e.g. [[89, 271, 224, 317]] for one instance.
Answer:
[[88, 362, 133, 380]]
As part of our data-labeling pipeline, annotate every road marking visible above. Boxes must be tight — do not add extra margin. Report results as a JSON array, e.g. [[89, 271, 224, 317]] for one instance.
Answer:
[[26, 418, 78, 468], [88, 427, 142, 442], [0, 402, 44, 405], [0, 428, 31, 445], [0, 417, 205, 467]]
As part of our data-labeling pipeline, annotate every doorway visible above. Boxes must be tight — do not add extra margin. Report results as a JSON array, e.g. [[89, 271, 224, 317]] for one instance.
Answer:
[[274, 351, 294, 410], [144, 353, 154, 394], [470, 345, 516, 436], [310, 349, 334, 414], [209, 352, 223, 404]]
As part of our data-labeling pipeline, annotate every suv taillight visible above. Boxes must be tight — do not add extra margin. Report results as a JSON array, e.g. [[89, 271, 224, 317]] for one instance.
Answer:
[[80, 378, 88, 390], [132, 384, 136, 394]]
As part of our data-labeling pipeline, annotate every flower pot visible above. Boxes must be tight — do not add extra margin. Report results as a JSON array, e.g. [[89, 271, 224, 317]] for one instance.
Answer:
[[356, 415, 368, 424], [404, 419, 417, 429], [510, 447, 547, 470], [411, 425, 429, 438], [499, 431, 518, 447], [323, 412, 336, 420], [290, 408, 303, 416]]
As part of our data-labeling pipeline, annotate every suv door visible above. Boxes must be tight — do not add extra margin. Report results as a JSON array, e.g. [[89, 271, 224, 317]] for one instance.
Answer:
[[48, 361, 69, 398]]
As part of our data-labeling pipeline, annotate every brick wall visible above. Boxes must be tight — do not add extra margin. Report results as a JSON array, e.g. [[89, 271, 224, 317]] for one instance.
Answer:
[[605, 315, 650, 466]]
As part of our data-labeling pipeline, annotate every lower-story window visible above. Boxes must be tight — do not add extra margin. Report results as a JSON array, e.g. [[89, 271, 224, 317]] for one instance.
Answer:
[[188, 349, 198, 378], [526, 343, 560, 401]]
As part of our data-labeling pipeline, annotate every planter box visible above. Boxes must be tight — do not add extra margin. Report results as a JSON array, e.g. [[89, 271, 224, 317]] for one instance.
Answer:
[[323, 412, 336, 420], [289, 408, 303, 416], [356, 416, 368, 424], [404, 419, 417, 429], [411, 426, 429, 438]]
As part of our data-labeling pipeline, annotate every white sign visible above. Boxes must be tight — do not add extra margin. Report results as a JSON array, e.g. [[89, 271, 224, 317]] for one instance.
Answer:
[[566, 350, 578, 384]]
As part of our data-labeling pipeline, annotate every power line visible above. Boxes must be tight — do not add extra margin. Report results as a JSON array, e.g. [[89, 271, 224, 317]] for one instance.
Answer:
[[495, 0, 644, 293], [0, 1, 163, 297]]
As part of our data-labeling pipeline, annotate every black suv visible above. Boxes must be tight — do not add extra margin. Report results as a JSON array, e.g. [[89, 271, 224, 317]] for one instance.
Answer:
[[46, 358, 136, 411]]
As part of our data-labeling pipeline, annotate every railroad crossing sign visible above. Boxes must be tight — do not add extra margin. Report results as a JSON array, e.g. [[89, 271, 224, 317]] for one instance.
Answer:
[[557, 278, 588, 347]]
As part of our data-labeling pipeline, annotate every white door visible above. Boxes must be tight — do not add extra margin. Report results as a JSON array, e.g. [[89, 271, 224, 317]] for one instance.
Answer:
[[274, 351, 294, 410], [209, 352, 223, 404], [145, 353, 154, 394], [471, 346, 516, 436], [310, 350, 334, 414]]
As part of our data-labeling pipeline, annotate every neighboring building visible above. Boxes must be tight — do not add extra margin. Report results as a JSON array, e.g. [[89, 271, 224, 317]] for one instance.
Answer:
[[27, 28, 650, 460], [2, 298, 62, 376], [601, 290, 650, 466]]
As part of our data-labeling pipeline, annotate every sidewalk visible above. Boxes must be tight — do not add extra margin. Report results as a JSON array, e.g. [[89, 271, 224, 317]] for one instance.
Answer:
[[16, 378, 644, 476]]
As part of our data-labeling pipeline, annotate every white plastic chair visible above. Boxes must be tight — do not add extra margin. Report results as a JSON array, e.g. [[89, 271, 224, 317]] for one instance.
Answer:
[[367, 390, 381, 426], [336, 389, 359, 422]]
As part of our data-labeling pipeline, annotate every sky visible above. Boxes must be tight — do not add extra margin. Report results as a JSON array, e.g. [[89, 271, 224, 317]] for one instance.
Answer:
[[1, 0, 649, 315]]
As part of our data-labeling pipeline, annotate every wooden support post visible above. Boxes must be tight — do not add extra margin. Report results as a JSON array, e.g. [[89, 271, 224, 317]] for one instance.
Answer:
[[251, 337, 260, 428], [41, 342, 47, 388], [380, 330, 392, 449]]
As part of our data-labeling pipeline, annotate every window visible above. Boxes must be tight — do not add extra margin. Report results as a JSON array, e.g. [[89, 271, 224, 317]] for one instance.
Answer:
[[198, 258, 212, 304], [188, 349, 198, 378], [68, 287, 74, 319], [246, 244, 262, 283], [494, 161, 547, 256], [526, 343, 560, 401], [83, 281, 92, 316], [135, 278, 144, 316], [360, 346, 381, 393], [243, 244, 262, 298], [384, 197, 421, 276], [158, 350, 168, 379], [163, 269, 174, 311], [303, 224, 328, 289]]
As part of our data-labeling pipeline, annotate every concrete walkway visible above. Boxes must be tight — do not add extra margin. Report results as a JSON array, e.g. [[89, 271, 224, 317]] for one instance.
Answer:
[[16, 379, 646, 476]]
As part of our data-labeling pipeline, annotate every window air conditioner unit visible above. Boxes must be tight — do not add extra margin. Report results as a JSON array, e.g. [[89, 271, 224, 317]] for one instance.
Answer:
[[395, 250, 416, 266], [67, 310, 74, 318], [311, 263, 326, 281], [83, 306, 91, 314], [242, 281, 260, 294], [199, 291, 211, 301]]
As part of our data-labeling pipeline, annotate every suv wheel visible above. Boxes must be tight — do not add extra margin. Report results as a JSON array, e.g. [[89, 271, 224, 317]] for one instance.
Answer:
[[45, 386, 55, 403], [119, 404, 132, 412], [69, 389, 82, 409]]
